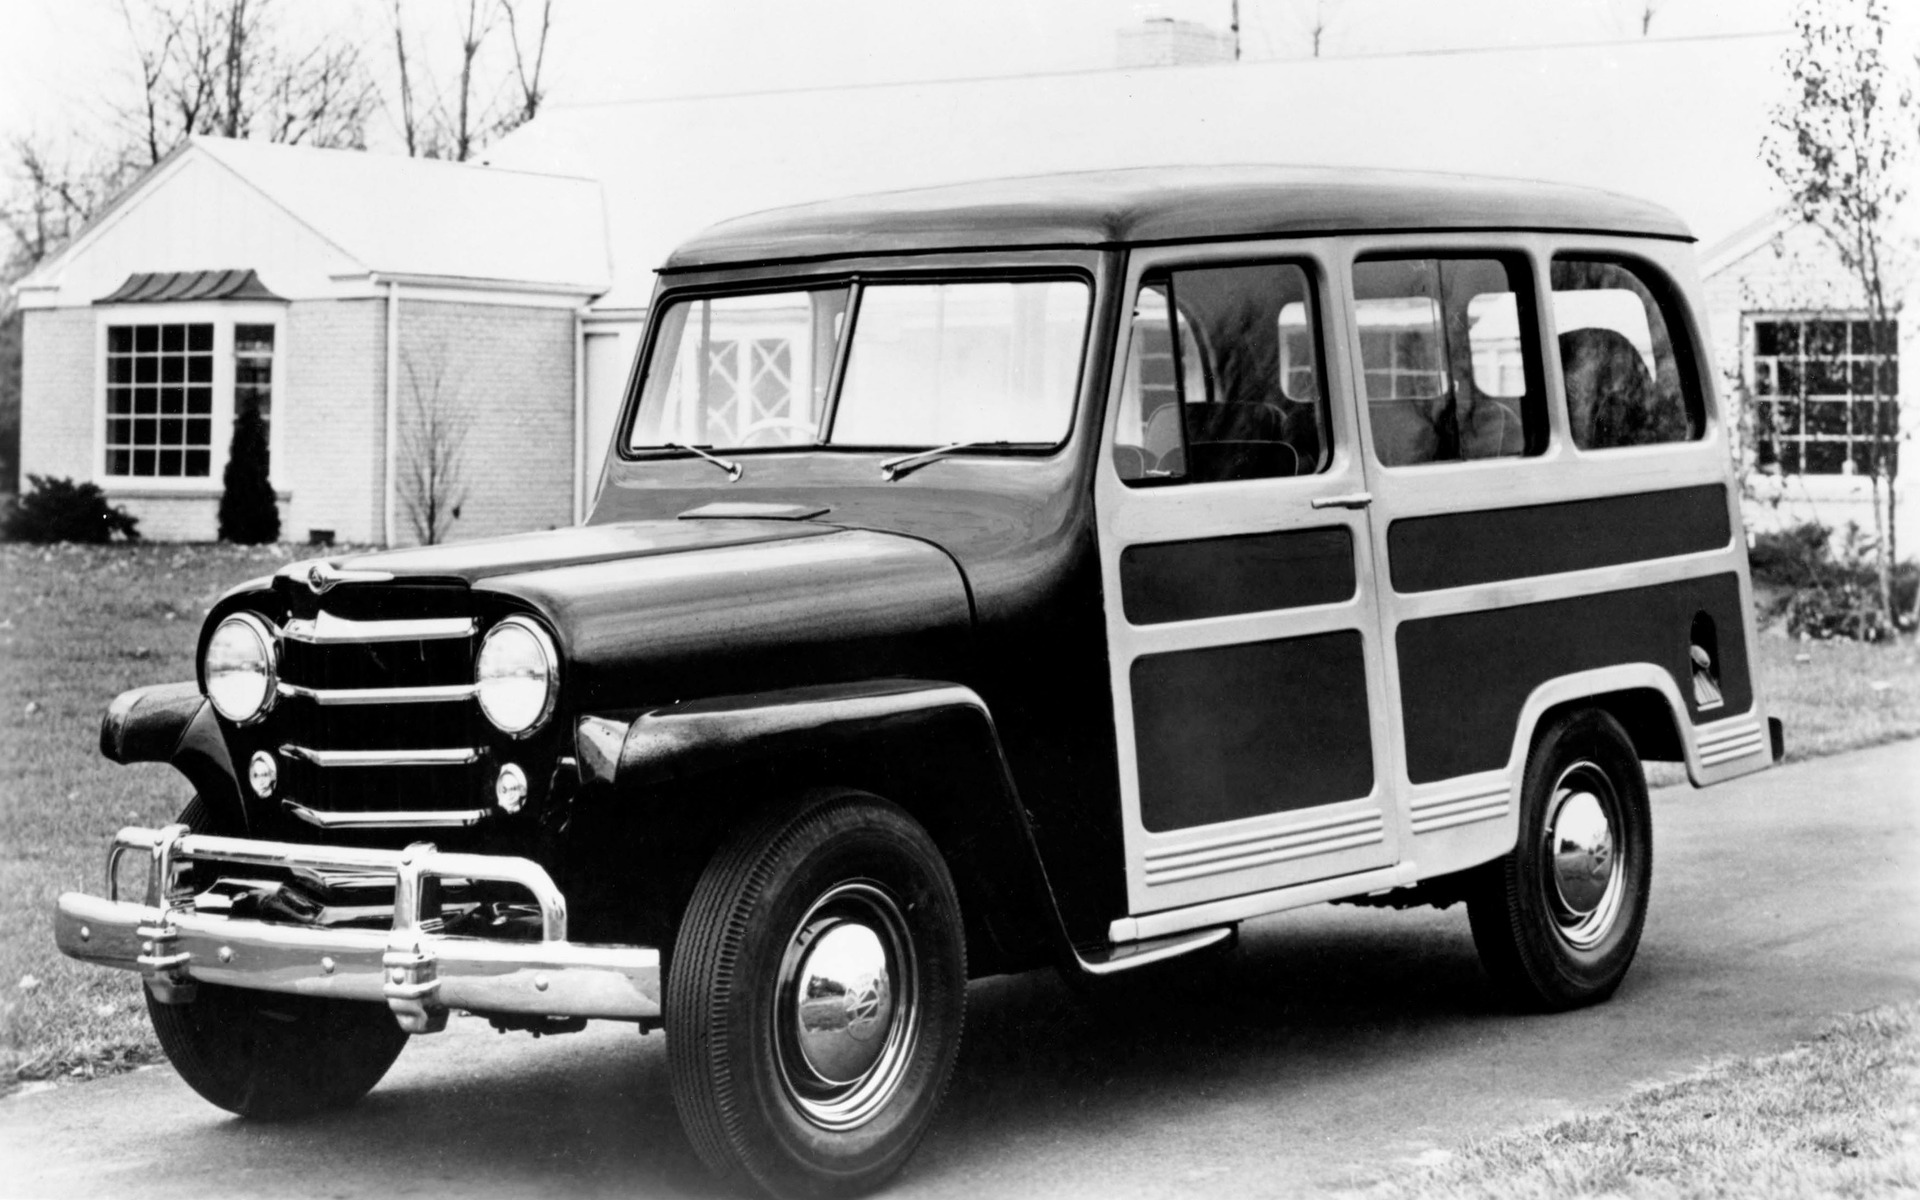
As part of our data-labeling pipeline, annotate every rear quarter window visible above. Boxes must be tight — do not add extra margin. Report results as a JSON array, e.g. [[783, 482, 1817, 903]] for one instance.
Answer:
[[1550, 258, 1703, 449]]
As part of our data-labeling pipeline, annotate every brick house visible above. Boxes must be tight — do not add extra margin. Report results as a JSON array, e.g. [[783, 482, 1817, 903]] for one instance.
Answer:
[[14, 136, 608, 545]]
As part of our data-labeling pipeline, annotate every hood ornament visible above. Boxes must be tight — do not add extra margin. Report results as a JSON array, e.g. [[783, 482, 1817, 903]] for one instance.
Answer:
[[287, 559, 394, 595]]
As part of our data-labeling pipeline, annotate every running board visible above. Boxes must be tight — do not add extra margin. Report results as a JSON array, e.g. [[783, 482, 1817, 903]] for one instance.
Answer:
[[1072, 926, 1234, 976]]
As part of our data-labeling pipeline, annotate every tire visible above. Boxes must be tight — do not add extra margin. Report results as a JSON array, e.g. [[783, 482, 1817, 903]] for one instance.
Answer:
[[145, 796, 410, 1120], [667, 790, 967, 1199], [1468, 709, 1653, 1012]]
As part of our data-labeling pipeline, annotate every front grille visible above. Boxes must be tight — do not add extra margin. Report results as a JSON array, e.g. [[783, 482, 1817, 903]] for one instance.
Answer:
[[266, 601, 488, 826]]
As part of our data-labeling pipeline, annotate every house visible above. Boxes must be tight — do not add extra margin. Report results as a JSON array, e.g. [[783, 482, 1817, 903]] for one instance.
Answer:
[[14, 136, 609, 544], [15, 26, 1913, 550]]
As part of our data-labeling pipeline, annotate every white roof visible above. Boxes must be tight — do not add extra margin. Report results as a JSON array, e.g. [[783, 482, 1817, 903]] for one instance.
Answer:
[[21, 136, 610, 301], [490, 33, 1797, 310]]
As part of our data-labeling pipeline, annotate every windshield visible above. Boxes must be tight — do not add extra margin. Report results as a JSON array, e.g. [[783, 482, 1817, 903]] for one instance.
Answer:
[[628, 279, 1089, 453]]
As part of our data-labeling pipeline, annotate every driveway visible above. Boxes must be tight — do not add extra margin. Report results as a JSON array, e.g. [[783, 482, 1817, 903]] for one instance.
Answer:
[[4, 740, 1916, 1199]]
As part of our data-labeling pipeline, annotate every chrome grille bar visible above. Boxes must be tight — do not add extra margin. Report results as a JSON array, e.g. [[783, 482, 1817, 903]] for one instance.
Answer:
[[283, 801, 490, 829], [282, 613, 476, 645], [281, 745, 480, 768], [278, 681, 477, 706]]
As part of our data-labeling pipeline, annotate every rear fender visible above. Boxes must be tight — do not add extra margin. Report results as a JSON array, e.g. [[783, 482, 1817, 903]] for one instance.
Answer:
[[100, 683, 245, 831], [575, 680, 1070, 976]]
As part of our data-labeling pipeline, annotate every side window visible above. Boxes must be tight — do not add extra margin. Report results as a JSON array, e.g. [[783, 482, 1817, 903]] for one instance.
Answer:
[[1353, 257, 1541, 467], [1112, 261, 1330, 484], [1551, 258, 1702, 449]]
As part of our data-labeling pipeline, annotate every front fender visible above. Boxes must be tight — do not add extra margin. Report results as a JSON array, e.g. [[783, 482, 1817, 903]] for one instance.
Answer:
[[99, 683, 244, 831], [574, 680, 1071, 976]]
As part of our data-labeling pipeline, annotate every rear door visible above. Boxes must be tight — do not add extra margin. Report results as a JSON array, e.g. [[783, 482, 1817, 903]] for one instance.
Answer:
[[1094, 241, 1401, 919]]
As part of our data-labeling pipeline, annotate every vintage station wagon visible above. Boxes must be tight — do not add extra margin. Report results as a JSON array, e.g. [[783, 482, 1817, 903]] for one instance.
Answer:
[[56, 166, 1782, 1198]]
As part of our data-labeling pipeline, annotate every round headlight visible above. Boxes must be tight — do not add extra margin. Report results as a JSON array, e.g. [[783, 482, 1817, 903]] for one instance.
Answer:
[[205, 613, 278, 724], [476, 617, 557, 736]]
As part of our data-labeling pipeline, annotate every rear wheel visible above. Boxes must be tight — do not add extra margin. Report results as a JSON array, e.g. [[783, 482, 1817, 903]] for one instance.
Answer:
[[145, 796, 409, 1119], [1468, 709, 1652, 1011], [667, 790, 966, 1199]]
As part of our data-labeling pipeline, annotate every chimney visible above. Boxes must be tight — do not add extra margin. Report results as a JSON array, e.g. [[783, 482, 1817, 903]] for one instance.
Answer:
[[1117, 16, 1236, 68]]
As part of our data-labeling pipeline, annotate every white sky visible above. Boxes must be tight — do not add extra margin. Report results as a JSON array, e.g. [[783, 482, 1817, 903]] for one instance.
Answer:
[[0, 0, 1803, 160]]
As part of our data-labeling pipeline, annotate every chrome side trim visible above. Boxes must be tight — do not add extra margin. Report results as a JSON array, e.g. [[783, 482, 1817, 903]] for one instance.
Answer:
[[282, 801, 490, 830], [281, 745, 480, 767], [278, 682, 477, 706], [1074, 926, 1234, 976], [1409, 780, 1511, 835], [281, 612, 476, 645], [59, 827, 661, 1030], [1143, 811, 1386, 886], [1696, 718, 1767, 767]]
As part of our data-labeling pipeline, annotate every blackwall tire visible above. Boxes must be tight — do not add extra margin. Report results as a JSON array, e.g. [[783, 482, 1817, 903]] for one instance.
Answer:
[[144, 796, 410, 1120], [667, 790, 966, 1199], [1468, 709, 1653, 1012]]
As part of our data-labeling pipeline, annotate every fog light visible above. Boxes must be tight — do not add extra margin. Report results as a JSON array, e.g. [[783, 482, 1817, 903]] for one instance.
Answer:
[[495, 763, 528, 814], [248, 751, 277, 799]]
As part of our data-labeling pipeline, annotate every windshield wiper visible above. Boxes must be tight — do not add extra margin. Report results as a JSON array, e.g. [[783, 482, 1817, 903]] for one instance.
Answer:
[[663, 442, 743, 481], [879, 441, 1014, 481]]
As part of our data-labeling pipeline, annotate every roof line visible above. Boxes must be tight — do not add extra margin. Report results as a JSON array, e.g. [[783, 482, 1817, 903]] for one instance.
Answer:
[[543, 27, 1792, 114], [15, 143, 191, 289], [191, 138, 365, 268], [193, 133, 603, 187], [663, 222, 1696, 275]]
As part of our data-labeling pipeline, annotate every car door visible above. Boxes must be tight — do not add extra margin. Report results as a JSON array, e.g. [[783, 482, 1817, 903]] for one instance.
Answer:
[[1094, 241, 1401, 920]]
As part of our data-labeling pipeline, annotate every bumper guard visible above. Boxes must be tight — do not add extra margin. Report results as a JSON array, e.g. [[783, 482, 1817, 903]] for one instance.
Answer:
[[54, 825, 660, 1033]]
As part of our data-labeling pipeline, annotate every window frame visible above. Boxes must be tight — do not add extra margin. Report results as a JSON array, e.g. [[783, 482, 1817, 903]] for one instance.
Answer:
[[617, 265, 1098, 463], [1547, 252, 1708, 453], [1110, 255, 1339, 488], [1743, 308, 1899, 477], [93, 302, 286, 493], [1348, 249, 1552, 469]]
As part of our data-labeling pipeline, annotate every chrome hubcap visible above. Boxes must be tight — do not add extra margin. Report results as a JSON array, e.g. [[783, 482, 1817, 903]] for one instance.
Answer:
[[774, 882, 920, 1131], [1544, 762, 1625, 950]]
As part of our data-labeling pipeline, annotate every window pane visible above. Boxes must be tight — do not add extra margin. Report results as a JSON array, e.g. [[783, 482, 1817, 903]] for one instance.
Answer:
[[185, 449, 211, 476], [1112, 284, 1200, 482], [631, 288, 849, 450], [134, 326, 157, 353], [161, 324, 184, 352], [1755, 320, 1797, 357], [134, 357, 157, 383], [1354, 256, 1536, 465], [1806, 400, 1847, 436], [1551, 259, 1699, 449], [1805, 320, 1847, 357], [832, 281, 1087, 447], [234, 324, 274, 355], [187, 387, 213, 414], [108, 327, 133, 354]]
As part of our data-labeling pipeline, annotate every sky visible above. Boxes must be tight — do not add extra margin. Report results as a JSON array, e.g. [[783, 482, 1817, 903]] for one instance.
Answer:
[[0, 0, 1806, 162]]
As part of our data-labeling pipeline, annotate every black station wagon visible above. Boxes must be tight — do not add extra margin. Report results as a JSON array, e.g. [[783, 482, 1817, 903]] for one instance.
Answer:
[[57, 166, 1782, 1198]]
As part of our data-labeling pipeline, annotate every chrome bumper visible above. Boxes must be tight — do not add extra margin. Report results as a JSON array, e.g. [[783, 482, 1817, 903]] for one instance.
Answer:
[[53, 825, 660, 1033]]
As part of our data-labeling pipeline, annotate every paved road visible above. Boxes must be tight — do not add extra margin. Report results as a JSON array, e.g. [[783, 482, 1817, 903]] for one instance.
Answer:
[[4, 741, 1917, 1199]]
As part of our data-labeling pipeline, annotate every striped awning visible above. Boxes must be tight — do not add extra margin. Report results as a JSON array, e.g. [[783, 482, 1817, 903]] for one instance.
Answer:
[[96, 269, 284, 304]]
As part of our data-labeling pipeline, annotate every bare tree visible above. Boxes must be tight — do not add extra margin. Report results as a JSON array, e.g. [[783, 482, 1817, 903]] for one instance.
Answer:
[[398, 345, 472, 545], [388, 0, 553, 162], [117, 0, 376, 166], [1285, 0, 1342, 58], [1762, 0, 1913, 625]]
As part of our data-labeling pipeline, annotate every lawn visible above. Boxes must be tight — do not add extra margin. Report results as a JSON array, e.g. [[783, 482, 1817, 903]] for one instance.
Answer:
[[1, 542, 1918, 1088], [1351, 1001, 1920, 1200]]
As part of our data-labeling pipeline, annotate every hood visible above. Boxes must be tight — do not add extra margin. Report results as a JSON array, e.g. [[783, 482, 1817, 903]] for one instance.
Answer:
[[298, 519, 838, 586], [476, 525, 975, 712]]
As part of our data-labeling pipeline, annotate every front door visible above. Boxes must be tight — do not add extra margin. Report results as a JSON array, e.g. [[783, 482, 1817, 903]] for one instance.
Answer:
[[1095, 243, 1400, 919]]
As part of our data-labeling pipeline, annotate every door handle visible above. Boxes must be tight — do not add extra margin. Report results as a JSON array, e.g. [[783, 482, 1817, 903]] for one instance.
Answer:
[[1310, 491, 1373, 510]]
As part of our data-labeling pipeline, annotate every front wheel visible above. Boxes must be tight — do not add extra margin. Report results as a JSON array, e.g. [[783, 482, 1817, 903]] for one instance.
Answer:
[[1468, 709, 1652, 1011], [667, 790, 966, 1199], [145, 795, 409, 1118]]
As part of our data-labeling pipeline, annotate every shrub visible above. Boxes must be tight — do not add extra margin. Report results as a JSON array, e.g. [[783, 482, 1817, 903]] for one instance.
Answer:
[[0, 475, 140, 543], [1787, 579, 1897, 643], [1757, 519, 1917, 640], [217, 403, 279, 544]]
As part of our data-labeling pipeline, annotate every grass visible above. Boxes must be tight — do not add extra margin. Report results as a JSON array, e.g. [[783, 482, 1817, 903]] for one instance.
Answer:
[[0, 541, 297, 1086], [0, 542, 1917, 1093], [1351, 1001, 1920, 1200]]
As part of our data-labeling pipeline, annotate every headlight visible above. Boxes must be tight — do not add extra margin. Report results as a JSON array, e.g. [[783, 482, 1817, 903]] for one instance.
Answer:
[[204, 613, 278, 724], [476, 617, 558, 736]]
